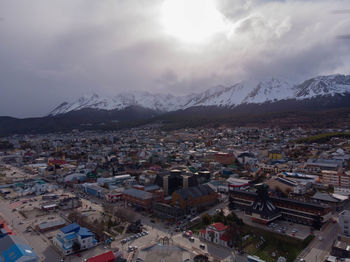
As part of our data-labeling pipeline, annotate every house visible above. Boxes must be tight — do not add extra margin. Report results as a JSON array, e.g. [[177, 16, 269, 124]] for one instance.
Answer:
[[0, 234, 39, 262], [199, 222, 229, 247], [53, 223, 97, 255]]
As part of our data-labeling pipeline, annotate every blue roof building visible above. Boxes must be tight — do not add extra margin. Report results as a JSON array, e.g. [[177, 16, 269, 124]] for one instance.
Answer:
[[53, 223, 97, 255], [0, 235, 39, 262]]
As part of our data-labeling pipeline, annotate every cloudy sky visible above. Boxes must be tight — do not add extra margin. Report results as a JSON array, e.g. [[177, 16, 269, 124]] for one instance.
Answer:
[[0, 0, 349, 117]]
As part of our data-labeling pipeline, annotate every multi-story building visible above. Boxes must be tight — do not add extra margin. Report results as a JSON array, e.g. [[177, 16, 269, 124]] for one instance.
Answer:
[[172, 184, 218, 214], [230, 185, 332, 227], [321, 170, 350, 188], [53, 223, 97, 255], [339, 210, 350, 236]]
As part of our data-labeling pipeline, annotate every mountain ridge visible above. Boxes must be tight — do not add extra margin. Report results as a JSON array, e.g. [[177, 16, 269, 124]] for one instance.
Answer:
[[49, 74, 350, 116]]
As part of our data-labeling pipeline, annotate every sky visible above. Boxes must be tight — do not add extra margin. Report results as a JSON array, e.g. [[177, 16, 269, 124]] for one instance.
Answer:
[[0, 0, 349, 117]]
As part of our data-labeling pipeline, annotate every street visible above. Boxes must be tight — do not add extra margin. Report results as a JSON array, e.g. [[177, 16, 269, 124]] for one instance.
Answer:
[[0, 199, 61, 262]]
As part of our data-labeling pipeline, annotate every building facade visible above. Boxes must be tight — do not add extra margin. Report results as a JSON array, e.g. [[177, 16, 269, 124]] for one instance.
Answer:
[[53, 223, 97, 255], [199, 222, 229, 247], [339, 210, 350, 236], [230, 186, 332, 227]]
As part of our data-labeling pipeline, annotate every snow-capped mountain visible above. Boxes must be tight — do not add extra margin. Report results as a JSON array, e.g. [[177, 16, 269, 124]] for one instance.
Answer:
[[49, 92, 188, 116], [296, 74, 350, 98], [49, 74, 350, 116]]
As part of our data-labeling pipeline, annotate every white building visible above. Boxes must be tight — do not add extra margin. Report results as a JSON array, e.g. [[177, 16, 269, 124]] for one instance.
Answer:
[[199, 222, 229, 247], [53, 223, 97, 255]]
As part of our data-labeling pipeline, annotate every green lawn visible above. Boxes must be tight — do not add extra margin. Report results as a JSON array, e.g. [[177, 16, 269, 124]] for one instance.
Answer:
[[241, 225, 314, 262]]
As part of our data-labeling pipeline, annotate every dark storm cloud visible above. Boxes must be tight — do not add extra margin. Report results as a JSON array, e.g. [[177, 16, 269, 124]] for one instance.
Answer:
[[0, 0, 349, 117], [337, 35, 350, 40]]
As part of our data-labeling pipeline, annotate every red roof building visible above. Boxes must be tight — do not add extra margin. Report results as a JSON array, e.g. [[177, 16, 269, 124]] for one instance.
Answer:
[[86, 251, 115, 262], [199, 222, 229, 247], [0, 218, 14, 236]]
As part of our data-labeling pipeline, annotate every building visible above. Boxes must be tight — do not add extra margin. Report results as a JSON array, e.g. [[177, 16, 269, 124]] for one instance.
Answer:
[[214, 152, 236, 165], [249, 185, 281, 224], [86, 251, 117, 262], [152, 202, 185, 220], [312, 192, 344, 212], [306, 159, 342, 173], [331, 235, 350, 259], [0, 218, 14, 237], [59, 197, 82, 210], [199, 222, 229, 247], [97, 175, 131, 188], [268, 150, 283, 161], [321, 170, 350, 188], [0, 234, 39, 262], [122, 188, 155, 210], [227, 177, 251, 190], [36, 219, 66, 232], [105, 189, 123, 203], [266, 176, 309, 195], [155, 171, 198, 196], [230, 185, 332, 227], [53, 223, 97, 255], [339, 210, 350, 236], [81, 183, 107, 199], [172, 184, 218, 214]]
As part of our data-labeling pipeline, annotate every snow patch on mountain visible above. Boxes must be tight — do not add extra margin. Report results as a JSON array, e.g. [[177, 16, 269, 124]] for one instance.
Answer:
[[49, 74, 350, 116]]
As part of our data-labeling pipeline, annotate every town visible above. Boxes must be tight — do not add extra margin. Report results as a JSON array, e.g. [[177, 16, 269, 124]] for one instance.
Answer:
[[0, 127, 350, 262]]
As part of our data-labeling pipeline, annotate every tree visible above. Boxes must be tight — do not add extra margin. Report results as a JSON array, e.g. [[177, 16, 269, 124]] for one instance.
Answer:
[[202, 214, 212, 226], [225, 221, 241, 249]]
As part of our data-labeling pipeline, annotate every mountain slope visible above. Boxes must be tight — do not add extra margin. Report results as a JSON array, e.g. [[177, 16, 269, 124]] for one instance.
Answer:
[[49, 74, 350, 116]]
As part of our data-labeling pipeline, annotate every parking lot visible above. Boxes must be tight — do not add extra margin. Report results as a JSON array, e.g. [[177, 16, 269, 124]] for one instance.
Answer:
[[233, 209, 314, 240]]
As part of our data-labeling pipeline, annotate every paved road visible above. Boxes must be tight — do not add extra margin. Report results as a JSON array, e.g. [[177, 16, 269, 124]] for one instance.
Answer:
[[297, 222, 340, 262], [0, 199, 61, 262]]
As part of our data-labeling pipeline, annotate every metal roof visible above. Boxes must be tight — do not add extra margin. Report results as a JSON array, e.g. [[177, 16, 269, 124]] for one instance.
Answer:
[[174, 184, 214, 200], [123, 188, 153, 200]]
